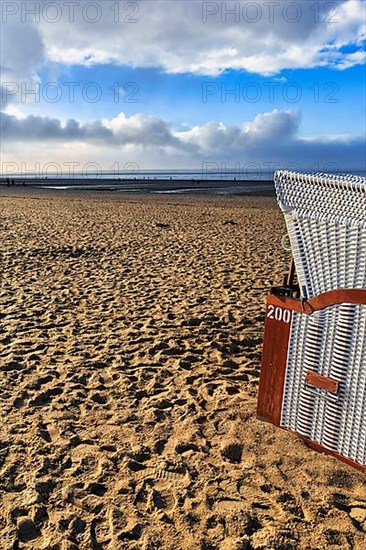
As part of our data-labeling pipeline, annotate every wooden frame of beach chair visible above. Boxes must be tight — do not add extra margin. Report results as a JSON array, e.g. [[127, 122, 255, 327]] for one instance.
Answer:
[[257, 284, 366, 472]]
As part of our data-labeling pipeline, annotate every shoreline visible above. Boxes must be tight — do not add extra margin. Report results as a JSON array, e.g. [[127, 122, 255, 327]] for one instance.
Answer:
[[0, 179, 274, 197], [0, 178, 274, 196]]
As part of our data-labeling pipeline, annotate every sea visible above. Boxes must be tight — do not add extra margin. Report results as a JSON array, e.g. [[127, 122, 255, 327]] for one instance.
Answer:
[[1, 169, 365, 196]]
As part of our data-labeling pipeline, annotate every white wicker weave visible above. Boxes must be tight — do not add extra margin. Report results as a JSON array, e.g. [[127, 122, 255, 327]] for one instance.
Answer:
[[274, 171, 366, 466], [274, 171, 366, 298], [281, 302, 366, 465]]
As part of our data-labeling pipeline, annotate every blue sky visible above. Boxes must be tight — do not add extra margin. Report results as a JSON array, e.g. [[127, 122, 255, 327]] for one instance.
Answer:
[[36, 63, 366, 136], [1, 0, 366, 171]]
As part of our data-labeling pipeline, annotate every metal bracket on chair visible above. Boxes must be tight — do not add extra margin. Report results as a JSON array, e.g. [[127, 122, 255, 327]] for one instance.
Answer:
[[304, 371, 341, 402]]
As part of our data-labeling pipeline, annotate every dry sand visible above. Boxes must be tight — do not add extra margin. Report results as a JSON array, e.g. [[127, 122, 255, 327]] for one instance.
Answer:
[[0, 188, 365, 550]]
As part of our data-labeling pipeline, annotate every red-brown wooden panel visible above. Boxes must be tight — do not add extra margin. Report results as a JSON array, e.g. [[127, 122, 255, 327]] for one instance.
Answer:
[[268, 288, 366, 316], [257, 294, 293, 426], [305, 371, 340, 396]]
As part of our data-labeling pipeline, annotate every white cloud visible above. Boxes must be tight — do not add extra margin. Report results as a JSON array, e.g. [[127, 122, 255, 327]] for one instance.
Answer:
[[244, 109, 299, 141], [1, 108, 365, 170], [0, 18, 45, 107], [102, 112, 183, 148], [1, 1, 365, 78], [1, 20, 44, 76]]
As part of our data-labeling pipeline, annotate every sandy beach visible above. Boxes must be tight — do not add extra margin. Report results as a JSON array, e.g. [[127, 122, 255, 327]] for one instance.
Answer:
[[1, 188, 365, 550]]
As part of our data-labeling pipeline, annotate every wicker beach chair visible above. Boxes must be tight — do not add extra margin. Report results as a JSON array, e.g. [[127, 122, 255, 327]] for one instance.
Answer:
[[258, 171, 366, 471]]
